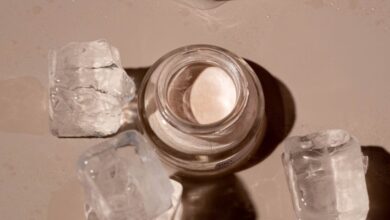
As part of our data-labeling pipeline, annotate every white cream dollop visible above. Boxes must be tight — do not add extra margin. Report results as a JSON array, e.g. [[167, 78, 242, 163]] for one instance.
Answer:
[[190, 66, 237, 124]]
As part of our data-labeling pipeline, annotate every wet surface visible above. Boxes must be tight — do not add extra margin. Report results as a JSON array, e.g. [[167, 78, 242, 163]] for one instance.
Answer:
[[0, 76, 48, 135], [47, 179, 85, 220], [0, 0, 389, 219]]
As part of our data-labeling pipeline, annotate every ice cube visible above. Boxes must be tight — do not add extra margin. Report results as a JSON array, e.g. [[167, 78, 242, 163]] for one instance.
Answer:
[[282, 129, 369, 220], [84, 180, 183, 220], [49, 39, 135, 137], [156, 180, 183, 220], [78, 130, 174, 220]]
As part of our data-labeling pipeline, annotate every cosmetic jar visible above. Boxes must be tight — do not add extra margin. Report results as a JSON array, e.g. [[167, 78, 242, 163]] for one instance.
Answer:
[[138, 45, 266, 176]]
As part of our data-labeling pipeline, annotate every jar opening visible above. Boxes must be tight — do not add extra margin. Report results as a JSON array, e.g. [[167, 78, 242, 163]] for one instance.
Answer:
[[167, 63, 238, 125], [156, 45, 249, 134]]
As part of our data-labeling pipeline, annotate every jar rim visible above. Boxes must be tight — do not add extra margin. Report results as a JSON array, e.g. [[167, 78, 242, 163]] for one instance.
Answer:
[[154, 44, 249, 135]]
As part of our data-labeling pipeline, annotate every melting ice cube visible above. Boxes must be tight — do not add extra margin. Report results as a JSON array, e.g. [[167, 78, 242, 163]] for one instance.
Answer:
[[78, 130, 175, 220], [282, 129, 369, 220], [49, 39, 135, 137]]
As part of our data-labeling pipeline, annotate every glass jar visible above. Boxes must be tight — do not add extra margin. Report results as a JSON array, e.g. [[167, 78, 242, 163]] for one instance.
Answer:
[[138, 45, 266, 176]]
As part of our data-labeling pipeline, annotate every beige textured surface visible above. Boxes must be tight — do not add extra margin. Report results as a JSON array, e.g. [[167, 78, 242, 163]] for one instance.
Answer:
[[0, 0, 389, 219]]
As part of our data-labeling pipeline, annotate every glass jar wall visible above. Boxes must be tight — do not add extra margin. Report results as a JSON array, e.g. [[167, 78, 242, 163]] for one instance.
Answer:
[[138, 45, 266, 176]]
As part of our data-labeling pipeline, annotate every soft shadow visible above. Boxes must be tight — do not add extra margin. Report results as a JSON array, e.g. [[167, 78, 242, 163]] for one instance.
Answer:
[[172, 174, 257, 220], [362, 146, 390, 220], [118, 67, 150, 132], [244, 60, 296, 167], [124, 67, 149, 88]]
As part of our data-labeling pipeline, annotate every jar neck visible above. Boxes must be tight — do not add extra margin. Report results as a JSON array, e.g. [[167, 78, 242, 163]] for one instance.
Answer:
[[154, 45, 249, 135]]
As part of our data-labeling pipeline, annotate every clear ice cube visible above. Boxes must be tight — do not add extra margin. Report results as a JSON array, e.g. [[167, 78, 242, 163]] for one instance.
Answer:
[[49, 39, 135, 137], [282, 129, 369, 220], [156, 180, 183, 220], [77, 130, 174, 220]]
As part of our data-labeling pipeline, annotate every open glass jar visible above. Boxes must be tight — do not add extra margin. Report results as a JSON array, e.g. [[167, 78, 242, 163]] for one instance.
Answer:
[[138, 45, 266, 176]]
